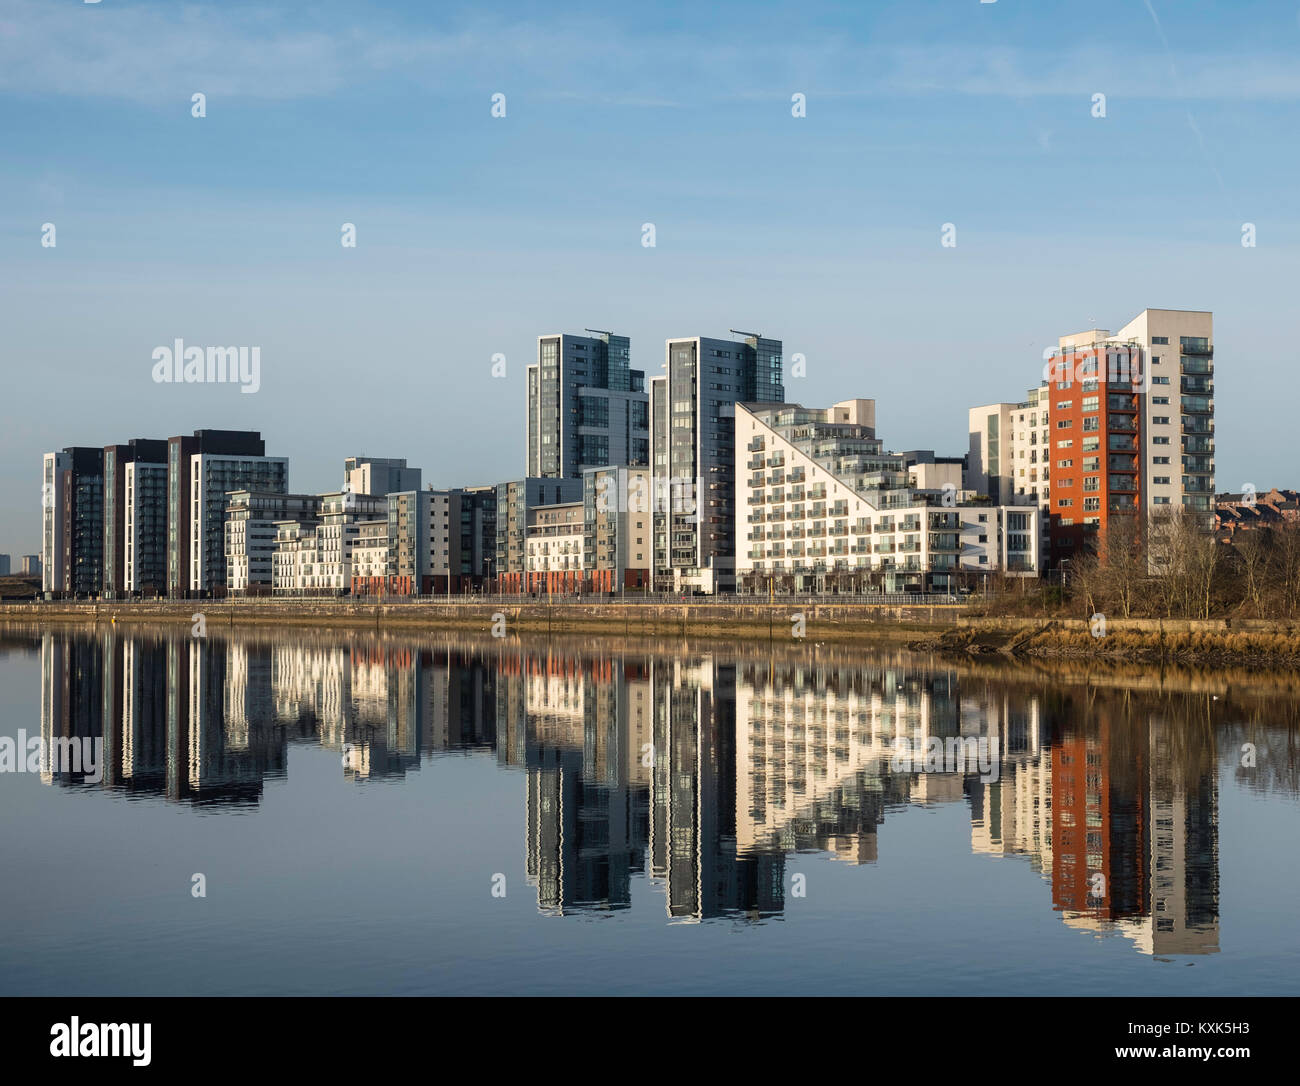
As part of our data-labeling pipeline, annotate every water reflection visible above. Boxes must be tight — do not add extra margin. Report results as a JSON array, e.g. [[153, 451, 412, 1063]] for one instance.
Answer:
[[18, 628, 1300, 952]]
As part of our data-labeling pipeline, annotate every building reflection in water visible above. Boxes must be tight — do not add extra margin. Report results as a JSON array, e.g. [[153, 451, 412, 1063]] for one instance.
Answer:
[[28, 629, 1288, 950]]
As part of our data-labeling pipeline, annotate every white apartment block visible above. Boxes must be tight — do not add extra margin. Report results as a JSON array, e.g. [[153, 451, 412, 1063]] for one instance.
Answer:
[[225, 491, 321, 595], [1093, 308, 1214, 518], [968, 383, 1052, 508], [343, 456, 421, 498], [583, 465, 654, 590], [351, 520, 390, 584], [269, 491, 387, 595], [968, 383, 1052, 559], [738, 401, 1040, 594], [525, 502, 585, 574], [41, 451, 69, 595], [188, 452, 288, 594]]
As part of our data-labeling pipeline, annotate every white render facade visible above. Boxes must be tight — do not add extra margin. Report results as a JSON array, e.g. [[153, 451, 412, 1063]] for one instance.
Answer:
[[525, 501, 585, 573], [967, 383, 1052, 561], [225, 491, 322, 594], [269, 491, 388, 595], [737, 402, 1040, 593]]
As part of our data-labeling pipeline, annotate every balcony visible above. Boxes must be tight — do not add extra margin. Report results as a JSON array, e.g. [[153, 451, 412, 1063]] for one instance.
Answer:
[[1183, 477, 1215, 494], [928, 533, 961, 553], [1181, 455, 1214, 475], [874, 522, 896, 533], [747, 457, 765, 471], [1181, 357, 1212, 375], [900, 518, 921, 533], [1108, 436, 1137, 451], [1180, 342, 1213, 357], [1182, 435, 1214, 454], [1107, 417, 1138, 433], [1181, 376, 1214, 396], [1181, 396, 1213, 414], [928, 513, 960, 530]]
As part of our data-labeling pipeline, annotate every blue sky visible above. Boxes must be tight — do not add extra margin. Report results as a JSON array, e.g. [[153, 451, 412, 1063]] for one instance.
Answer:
[[2, 0, 1298, 555]]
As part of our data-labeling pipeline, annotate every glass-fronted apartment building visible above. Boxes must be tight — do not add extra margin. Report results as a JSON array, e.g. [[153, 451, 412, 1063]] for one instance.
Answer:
[[651, 333, 783, 593], [526, 331, 648, 479], [166, 430, 287, 597], [41, 446, 104, 598], [123, 460, 169, 595], [103, 439, 168, 598]]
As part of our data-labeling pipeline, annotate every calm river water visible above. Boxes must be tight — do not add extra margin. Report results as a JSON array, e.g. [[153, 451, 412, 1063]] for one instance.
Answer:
[[1, 626, 1296, 996]]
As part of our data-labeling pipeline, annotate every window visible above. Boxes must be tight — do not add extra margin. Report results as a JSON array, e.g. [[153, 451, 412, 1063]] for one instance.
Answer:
[[1152, 376, 1170, 385], [1153, 396, 1170, 405], [1081, 396, 1100, 412], [1058, 499, 1074, 507], [1057, 439, 1073, 448], [1153, 456, 1170, 464], [1153, 416, 1169, 425], [1154, 476, 1170, 485], [1057, 419, 1072, 429], [1152, 336, 1169, 344], [1082, 417, 1099, 432], [1154, 496, 1171, 505], [1153, 436, 1170, 445], [1057, 459, 1073, 468], [1083, 497, 1101, 511]]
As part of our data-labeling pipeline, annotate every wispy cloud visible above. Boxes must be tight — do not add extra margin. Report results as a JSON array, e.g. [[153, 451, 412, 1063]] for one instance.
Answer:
[[3, 1, 1300, 106]]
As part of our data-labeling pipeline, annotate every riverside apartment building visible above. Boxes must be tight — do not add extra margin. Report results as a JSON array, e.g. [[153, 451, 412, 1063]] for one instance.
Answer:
[[968, 309, 1214, 565], [737, 400, 1040, 594]]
